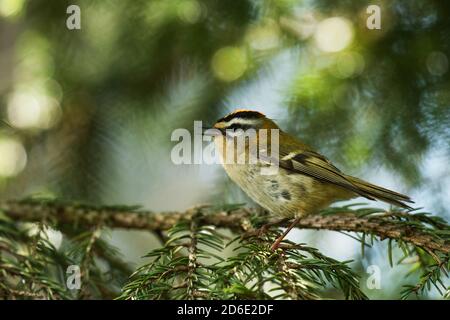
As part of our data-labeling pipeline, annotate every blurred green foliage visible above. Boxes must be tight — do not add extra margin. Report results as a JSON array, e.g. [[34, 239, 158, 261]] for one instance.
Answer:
[[0, 0, 449, 300], [1, 0, 449, 202]]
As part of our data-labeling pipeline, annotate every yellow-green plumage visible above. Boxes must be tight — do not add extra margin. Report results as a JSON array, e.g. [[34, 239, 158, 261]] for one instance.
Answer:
[[213, 110, 413, 219]]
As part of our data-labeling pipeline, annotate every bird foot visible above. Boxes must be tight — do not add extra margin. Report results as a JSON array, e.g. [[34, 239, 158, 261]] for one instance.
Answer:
[[243, 218, 289, 239]]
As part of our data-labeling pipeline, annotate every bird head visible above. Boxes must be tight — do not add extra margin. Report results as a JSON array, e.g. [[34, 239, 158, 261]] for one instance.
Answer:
[[212, 109, 279, 134]]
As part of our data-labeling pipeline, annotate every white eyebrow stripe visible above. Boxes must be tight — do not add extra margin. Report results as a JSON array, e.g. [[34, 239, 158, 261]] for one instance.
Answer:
[[221, 118, 259, 127]]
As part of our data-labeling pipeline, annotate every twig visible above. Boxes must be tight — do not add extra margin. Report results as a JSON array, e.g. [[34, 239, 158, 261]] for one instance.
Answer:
[[186, 209, 200, 299]]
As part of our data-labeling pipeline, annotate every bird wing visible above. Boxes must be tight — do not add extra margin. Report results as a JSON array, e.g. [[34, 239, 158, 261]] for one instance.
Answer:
[[257, 132, 413, 208], [261, 148, 376, 200]]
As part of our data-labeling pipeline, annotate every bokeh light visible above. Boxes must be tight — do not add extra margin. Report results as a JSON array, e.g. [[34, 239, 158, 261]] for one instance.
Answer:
[[245, 20, 280, 51], [7, 89, 62, 130], [331, 52, 365, 78], [0, 137, 27, 178], [426, 51, 448, 76], [177, 0, 202, 24], [0, 0, 25, 19], [314, 17, 354, 52], [211, 47, 248, 82]]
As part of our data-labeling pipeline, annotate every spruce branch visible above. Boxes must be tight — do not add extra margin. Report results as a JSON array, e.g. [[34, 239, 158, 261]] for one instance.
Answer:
[[1, 199, 449, 299], [119, 218, 368, 300], [1, 199, 448, 255], [186, 211, 199, 299]]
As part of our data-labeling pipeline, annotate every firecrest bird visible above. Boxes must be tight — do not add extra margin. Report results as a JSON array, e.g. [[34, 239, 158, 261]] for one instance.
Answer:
[[208, 109, 413, 251]]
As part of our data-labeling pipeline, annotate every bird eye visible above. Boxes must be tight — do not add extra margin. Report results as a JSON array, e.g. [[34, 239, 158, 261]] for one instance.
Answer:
[[227, 124, 240, 130], [224, 123, 254, 138], [227, 123, 251, 131]]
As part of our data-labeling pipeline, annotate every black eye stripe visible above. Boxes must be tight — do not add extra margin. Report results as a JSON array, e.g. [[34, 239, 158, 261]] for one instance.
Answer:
[[226, 123, 252, 131]]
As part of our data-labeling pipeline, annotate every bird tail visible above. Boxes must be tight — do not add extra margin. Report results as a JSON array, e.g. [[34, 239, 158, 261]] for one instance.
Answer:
[[346, 176, 414, 210]]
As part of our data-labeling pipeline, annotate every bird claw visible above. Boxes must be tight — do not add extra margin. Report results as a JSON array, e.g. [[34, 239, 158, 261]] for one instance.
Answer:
[[242, 218, 289, 241]]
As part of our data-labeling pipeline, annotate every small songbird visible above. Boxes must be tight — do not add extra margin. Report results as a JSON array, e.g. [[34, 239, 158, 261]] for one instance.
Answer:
[[209, 109, 414, 250]]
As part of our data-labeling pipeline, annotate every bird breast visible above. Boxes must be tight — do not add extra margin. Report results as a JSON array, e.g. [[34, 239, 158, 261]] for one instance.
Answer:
[[222, 162, 354, 218], [214, 136, 354, 218]]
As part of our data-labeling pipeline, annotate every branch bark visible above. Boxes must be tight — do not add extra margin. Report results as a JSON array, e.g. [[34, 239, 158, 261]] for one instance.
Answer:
[[1, 200, 448, 254]]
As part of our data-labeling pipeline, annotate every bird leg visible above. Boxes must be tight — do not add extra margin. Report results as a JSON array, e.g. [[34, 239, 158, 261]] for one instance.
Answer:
[[257, 218, 289, 236], [270, 217, 301, 251]]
